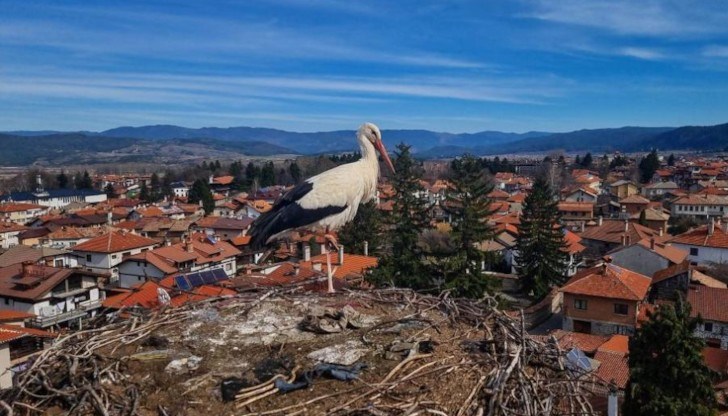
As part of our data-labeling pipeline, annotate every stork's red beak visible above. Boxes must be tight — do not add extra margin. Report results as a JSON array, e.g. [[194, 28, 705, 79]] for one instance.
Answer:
[[374, 140, 395, 174]]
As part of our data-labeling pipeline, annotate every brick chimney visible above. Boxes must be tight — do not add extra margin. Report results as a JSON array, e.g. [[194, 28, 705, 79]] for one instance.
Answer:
[[303, 244, 311, 262], [650, 237, 655, 250], [21, 260, 34, 277], [338, 245, 345, 265]]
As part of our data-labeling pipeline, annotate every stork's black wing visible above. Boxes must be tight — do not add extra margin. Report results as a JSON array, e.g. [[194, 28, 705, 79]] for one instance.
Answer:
[[248, 181, 347, 250]]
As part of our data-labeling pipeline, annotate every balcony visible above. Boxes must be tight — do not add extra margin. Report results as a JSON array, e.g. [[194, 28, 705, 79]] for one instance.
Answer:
[[31, 299, 102, 328]]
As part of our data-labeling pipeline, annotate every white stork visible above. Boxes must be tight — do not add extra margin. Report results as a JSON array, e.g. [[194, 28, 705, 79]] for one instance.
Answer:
[[248, 122, 394, 251]]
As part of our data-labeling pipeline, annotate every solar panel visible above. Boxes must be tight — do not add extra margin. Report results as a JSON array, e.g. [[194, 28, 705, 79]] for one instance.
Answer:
[[175, 276, 192, 291], [200, 270, 217, 284], [187, 273, 204, 287], [213, 268, 228, 281]]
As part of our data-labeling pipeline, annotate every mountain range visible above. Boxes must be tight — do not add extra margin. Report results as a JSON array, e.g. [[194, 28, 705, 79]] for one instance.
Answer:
[[2, 121, 728, 166]]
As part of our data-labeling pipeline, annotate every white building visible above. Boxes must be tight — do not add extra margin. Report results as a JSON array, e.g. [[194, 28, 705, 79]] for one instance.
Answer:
[[171, 182, 189, 199], [670, 220, 728, 265], [72, 231, 158, 279], [671, 194, 728, 219]]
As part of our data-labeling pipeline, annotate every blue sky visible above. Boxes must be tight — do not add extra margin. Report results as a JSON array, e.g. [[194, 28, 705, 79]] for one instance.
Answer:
[[2, 0, 728, 133]]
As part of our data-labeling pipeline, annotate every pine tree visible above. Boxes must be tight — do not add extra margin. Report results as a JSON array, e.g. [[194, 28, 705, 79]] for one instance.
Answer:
[[139, 182, 150, 202], [639, 149, 660, 183], [76, 170, 93, 189], [337, 201, 382, 256], [260, 162, 276, 187], [638, 209, 648, 226], [104, 183, 115, 199], [57, 171, 69, 189], [441, 155, 498, 297], [188, 179, 214, 214], [514, 176, 568, 300], [624, 299, 717, 416], [289, 162, 302, 184], [368, 144, 432, 290], [581, 152, 593, 168], [575, 155, 581, 166], [667, 153, 676, 167]]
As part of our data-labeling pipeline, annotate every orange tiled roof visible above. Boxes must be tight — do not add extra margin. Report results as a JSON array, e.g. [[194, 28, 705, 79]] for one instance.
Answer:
[[0, 324, 55, 344], [558, 202, 594, 212], [702, 347, 728, 374], [598, 334, 629, 354], [0, 221, 28, 233], [619, 194, 650, 204], [307, 253, 378, 279], [547, 329, 608, 355], [169, 285, 236, 307], [0, 203, 44, 213], [563, 230, 586, 254], [688, 286, 728, 323], [671, 225, 728, 249], [0, 309, 35, 322], [103, 281, 163, 309], [72, 231, 158, 253], [579, 220, 659, 245], [212, 176, 234, 185], [634, 238, 688, 264], [140, 206, 165, 217], [594, 350, 629, 389], [560, 263, 651, 301], [231, 235, 251, 246]]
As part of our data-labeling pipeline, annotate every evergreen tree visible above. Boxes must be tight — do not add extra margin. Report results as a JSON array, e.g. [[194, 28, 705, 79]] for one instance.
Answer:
[[575, 155, 581, 166], [624, 299, 717, 416], [667, 153, 676, 167], [638, 209, 648, 226], [214, 160, 222, 171], [188, 179, 215, 214], [581, 152, 593, 168], [441, 155, 498, 297], [639, 149, 660, 183], [139, 182, 150, 202], [368, 144, 432, 290], [104, 183, 115, 199], [337, 201, 382, 256], [245, 162, 260, 188], [56, 171, 69, 189], [514, 176, 568, 300], [76, 170, 93, 189], [289, 162, 302, 184], [150, 173, 161, 201], [260, 162, 276, 187]]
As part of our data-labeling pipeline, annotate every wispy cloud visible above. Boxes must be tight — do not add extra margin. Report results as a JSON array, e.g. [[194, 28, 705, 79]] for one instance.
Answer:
[[703, 45, 728, 58], [618, 47, 666, 61]]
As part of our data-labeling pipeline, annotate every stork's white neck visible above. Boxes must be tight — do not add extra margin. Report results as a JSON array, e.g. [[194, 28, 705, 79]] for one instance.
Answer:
[[358, 133, 380, 173]]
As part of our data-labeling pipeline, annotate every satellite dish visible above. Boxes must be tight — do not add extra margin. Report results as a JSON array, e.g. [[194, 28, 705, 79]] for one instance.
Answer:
[[157, 287, 171, 305]]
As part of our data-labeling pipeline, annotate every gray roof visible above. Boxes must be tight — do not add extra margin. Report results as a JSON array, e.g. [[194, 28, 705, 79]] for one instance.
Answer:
[[0, 245, 70, 267]]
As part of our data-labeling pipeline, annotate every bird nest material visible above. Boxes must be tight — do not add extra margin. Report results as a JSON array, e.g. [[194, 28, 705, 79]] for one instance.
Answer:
[[0, 288, 597, 415]]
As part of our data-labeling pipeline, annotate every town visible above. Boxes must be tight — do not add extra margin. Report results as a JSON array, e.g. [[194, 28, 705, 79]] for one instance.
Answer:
[[0, 148, 727, 414]]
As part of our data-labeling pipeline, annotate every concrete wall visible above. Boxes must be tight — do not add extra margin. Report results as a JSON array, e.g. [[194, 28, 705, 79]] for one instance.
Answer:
[[609, 245, 671, 277], [672, 243, 728, 265], [118, 261, 166, 288], [0, 344, 11, 389]]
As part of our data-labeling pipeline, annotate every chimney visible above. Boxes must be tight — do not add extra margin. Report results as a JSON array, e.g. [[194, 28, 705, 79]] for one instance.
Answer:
[[607, 384, 619, 416], [338, 245, 344, 265], [621, 234, 627, 246], [107, 211, 112, 225], [186, 240, 194, 253], [363, 240, 369, 256], [293, 264, 300, 276], [580, 221, 585, 233], [709, 217, 715, 236], [21, 261, 34, 277], [312, 261, 322, 271], [624, 219, 629, 233], [164, 238, 171, 247], [209, 175, 214, 185], [598, 216, 603, 226], [303, 244, 311, 262], [659, 227, 664, 237], [650, 237, 655, 250]]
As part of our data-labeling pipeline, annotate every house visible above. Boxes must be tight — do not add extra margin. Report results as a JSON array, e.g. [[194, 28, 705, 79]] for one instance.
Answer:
[[0, 245, 78, 268], [631, 207, 670, 233], [606, 180, 639, 199], [193, 216, 253, 240], [560, 262, 651, 336], [670, 220, 728, 265], [0, 221, 28, 249], [650, 260, 726, 302], [670, 194, 728, 219], [642, 181, 679, 199], [72, 231, 158, 279], [558, 202, 594, 223], [578, 218, 661, 259], [563, 187, 598, 204], [618, 194, 650, 216], [17, 227, 50, 246], [170, 182, 189, 199], [117, 233, 240, 289], [0, 263, 104, 328], [0, 324, 55, 388], [40, 226, 105, 249], [608, 238, 688, 278], [102, 279, 235, 311], [0, 203, 48, 224], [688, 286, 728, 349]]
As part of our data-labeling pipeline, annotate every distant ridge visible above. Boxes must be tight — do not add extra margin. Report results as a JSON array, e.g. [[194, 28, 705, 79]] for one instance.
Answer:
[[3, 121, 728, 166]]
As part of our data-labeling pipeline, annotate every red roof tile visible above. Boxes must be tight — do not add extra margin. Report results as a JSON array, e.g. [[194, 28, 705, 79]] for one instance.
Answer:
[[0, 309, 35, 322], [688, 286, 728, 323], [72, 230, 158, 253], [671, 225, 728, 249], [594, 350, 629, 389], [560, 263, 651, 301], [547, 329, 609, 355], [0, 324, 55, 344]]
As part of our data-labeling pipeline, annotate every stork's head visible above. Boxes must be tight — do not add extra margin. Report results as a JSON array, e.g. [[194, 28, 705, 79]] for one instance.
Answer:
[[359, 122, 395, 174]]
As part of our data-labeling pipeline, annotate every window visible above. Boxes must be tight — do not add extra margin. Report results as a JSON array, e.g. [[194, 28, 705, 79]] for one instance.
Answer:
[[86, 254, 92, 262], [3, 298, 9, 305], [225, 263, 232, 270], [111, 254, 118, 259], [705, 322, 714, 332], [690, 247, 699, 256], [614, 303, 629, 315], [574, 299, 587, 310]]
